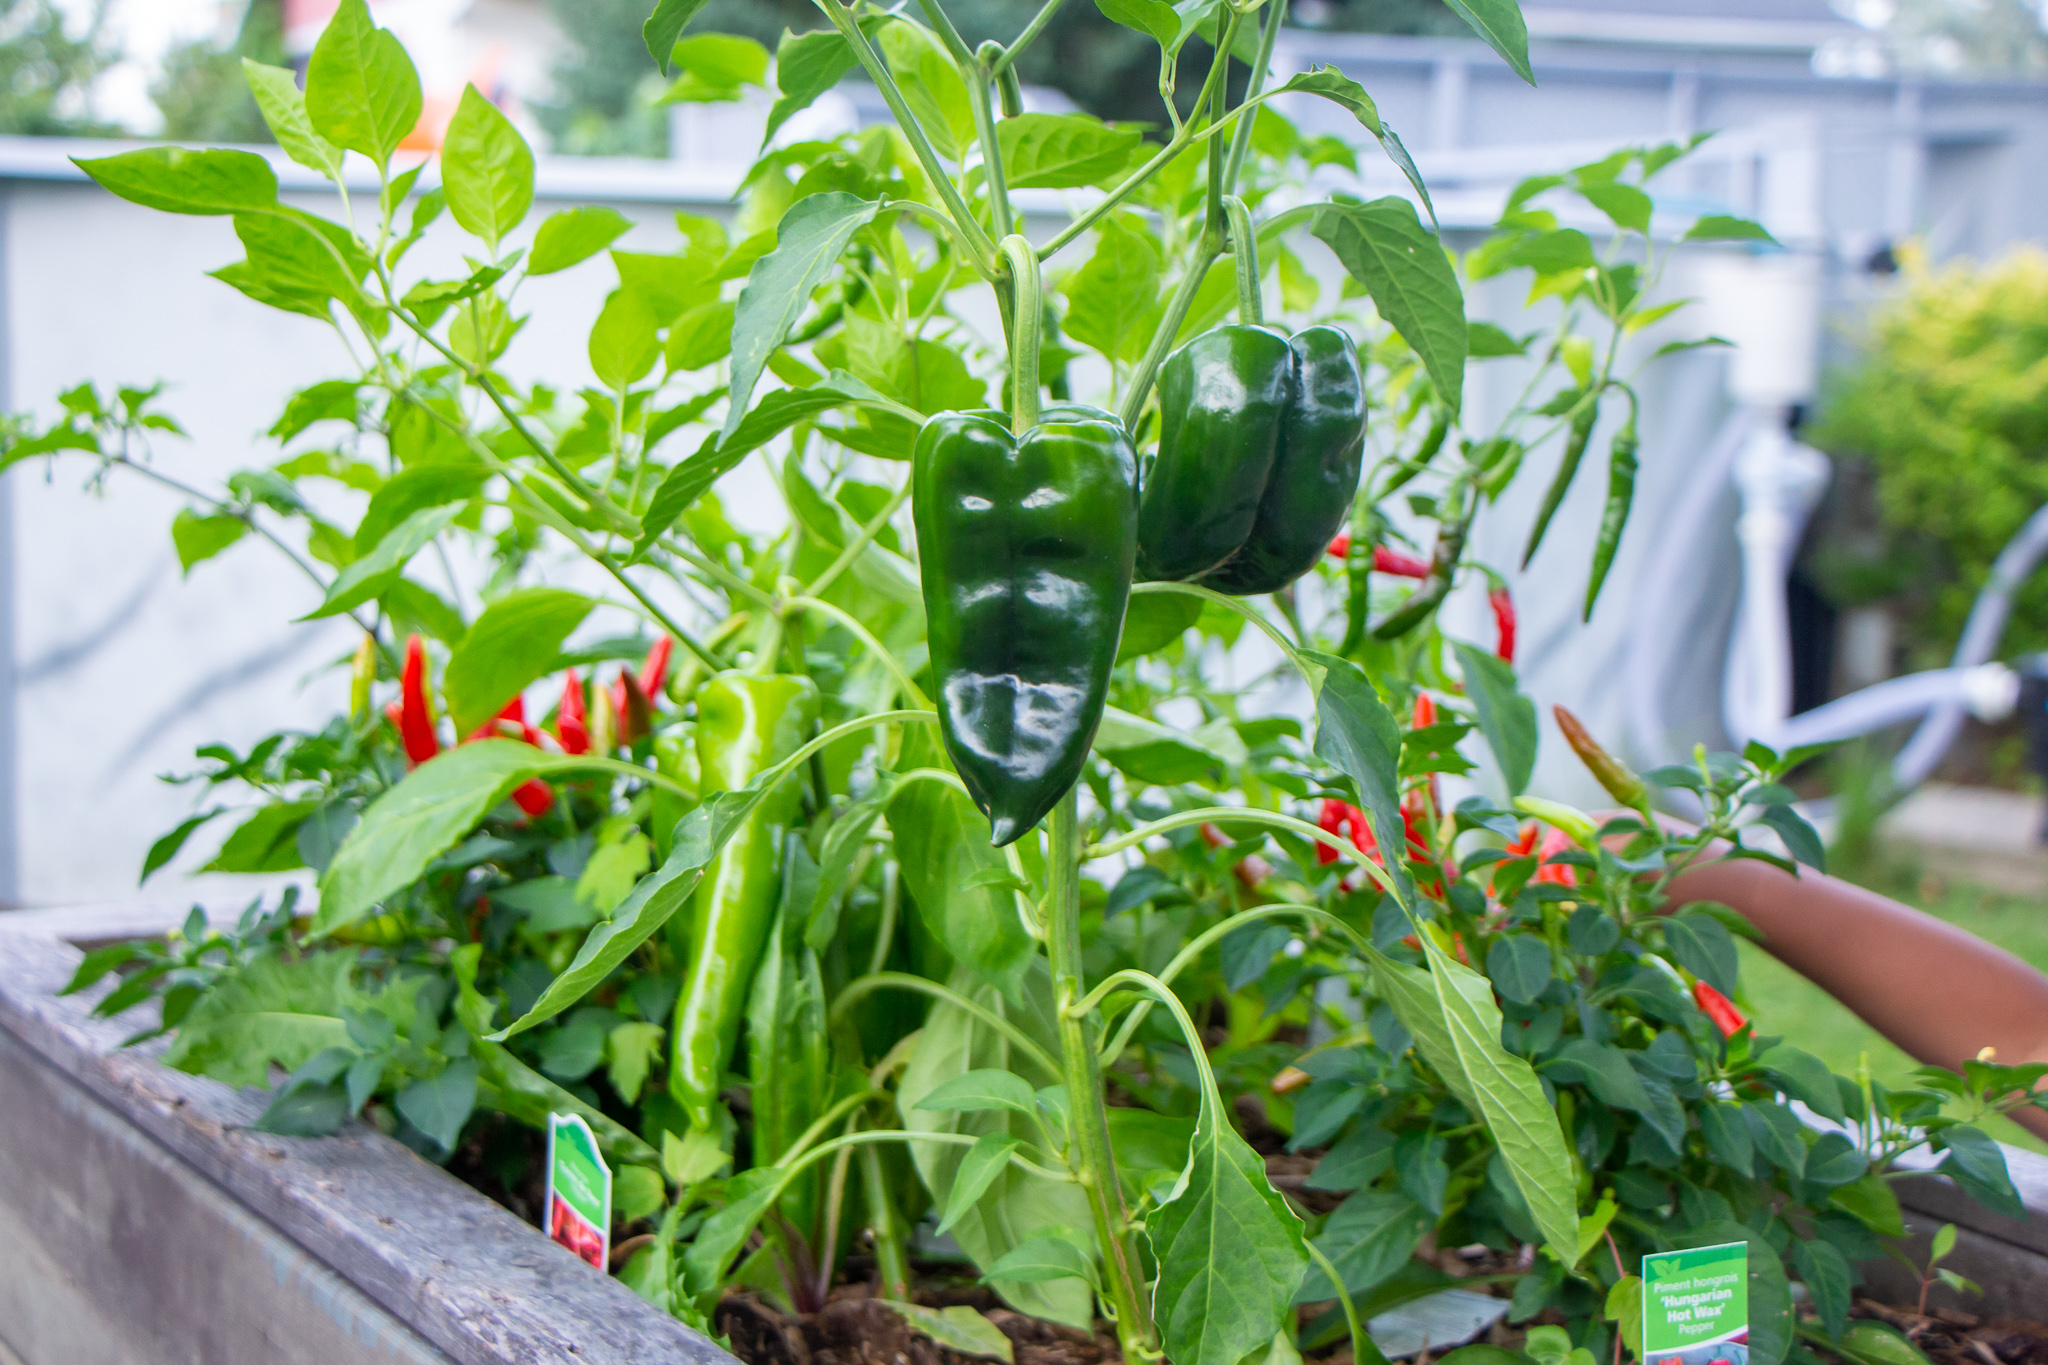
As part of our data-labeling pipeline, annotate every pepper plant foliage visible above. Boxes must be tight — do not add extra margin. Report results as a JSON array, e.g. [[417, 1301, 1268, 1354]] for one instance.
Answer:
[[24, 0, 2047, 1359]]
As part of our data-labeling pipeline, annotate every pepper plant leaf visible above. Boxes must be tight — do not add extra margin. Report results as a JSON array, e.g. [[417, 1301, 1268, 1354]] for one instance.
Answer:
[[724, 192, 881, 440], [304, 0, 422, 170], [765, 28, 858, 145], [644, 0, 715, 72], [440, 84, 534, 251], [1450, 641, 1537, 796], [301, 503, 463, 619], [243, 60, 342, 178], [1443, 0, 1534, 85], [528, 206, 633, 275], [443, 587, 594, 735], [999, 114, 1143, 189], [1303, 650, 1411, 906], [887, 768, 1038, 995], [1313, 198, 1467, 416], [74, 146, 279, 215]]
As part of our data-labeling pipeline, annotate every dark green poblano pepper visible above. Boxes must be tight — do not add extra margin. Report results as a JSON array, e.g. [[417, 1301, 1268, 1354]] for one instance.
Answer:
[[913, 403, 1138, 846], [1137, 201, 1367, 594]]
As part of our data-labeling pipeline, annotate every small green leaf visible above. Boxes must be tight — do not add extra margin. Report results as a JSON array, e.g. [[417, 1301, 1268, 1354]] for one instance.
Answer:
[[243, 61, 341, 177], [1061, 213, 1164, 365], [644, 0, 714, 72], [204, 801, 316, 873], [1604, 1275, 1644, 1358], [723, 193, 881, 438], [589, 289, 661, 390], [172, 508, 248, 574], [939, 1133, 1023, 1235], [528, 206, 633, 275], [396, 1058, 479, 1151], [1759, 804, 1826, 871], [615, 1164, 665, 1221], [304, 0, 423, 169], [873, 1302, 1015, 1364], [606, 1021, 665, 1104], [140, 810, 222, 883], [983, 1235, 1096, 1284], [1686, 214, 1777, 243], [1443, 0, 1533, 85], [1577, 182, 1652, 233], [1305, 651, 1408, 902], [888, 772, 1038, 994], [666, 299, 736, 372], [1294, 1188, 1428, 1301], [998, 114, 1142, 189], [663, 1126, 732, 1185], [301, 503, 462, 620], [914, 1069, 1039, 1118], [444, 587, 593, 735], [1450, 641, 1536, 795], [662, 34, 769, 100], [74, 146, 278, 215], [765, 28, 857, 144], [1313, 199, 1467, 415], [440, 84, 534, 250]]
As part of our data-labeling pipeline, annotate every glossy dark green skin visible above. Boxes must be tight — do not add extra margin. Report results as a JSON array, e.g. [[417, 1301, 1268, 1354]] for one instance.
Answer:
[[1202, 326, 1367, 595], [1138, 325, 1292, 582], [914, 404, 1137, 846], [669, 670, 818, 1131]]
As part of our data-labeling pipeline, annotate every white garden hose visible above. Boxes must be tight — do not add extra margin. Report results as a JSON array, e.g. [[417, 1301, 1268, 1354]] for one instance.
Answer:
[[1722, 421, 1832, 749]]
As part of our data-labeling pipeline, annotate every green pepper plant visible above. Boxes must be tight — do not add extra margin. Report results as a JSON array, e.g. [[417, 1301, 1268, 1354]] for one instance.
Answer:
[[21, 0, 2048, 1360]]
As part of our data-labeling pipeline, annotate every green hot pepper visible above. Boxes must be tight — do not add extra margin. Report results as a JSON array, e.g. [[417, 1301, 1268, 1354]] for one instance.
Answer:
[[913, 403, 1138, 846], [1137, 324, 1367, 594], [669, 670, 818, 1131]]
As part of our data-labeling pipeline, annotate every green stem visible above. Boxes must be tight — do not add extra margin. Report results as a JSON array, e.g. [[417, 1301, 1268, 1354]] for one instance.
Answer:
[[989, 0, 1070, 77], [814, 0, 998, 278], [779, 596, 930, 708], [1204, 4, 1230, 235], [781, 1089, 893, 1167], [998, 235, 1043, 433], [1128, 581, 1317, 682], [1045, 789, 1158, 1359], [1222, 194, 1262, 324], [1116, 235, 1222, 430], [1223, 0, 1287, 192], [860, 1142, 913, 1300], [802, 478, 913, 600], [1307, 1239, 1390, 1365], [593, 552, 723, 672], [1087, 804, 1401, 899], [829, 971, 1061, 1079], [756, 709, 939, 796], [916, 1, 1013, 237]]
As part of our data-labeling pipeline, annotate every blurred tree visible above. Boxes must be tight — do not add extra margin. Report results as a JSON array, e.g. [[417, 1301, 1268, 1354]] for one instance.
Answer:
[[1810, 243, 2048, 666], [536, 0, 673, 156], [152, 0, 286, 143], [1836, 0, 2048, 75], [0, 0, 120, 136]]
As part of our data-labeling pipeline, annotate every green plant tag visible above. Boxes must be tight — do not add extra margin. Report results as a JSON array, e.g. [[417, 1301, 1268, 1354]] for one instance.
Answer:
[[1642, 1240, 1748, 1358], [545, 1112, 612, 1270]]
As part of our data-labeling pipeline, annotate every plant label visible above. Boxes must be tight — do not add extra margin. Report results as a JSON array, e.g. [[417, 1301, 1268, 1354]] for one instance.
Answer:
[[545, 1112, 611, 1270], [1642, 1240, 1748, 1365]]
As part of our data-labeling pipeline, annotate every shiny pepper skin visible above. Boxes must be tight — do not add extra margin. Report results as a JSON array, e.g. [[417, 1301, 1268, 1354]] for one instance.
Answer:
[[913, 404, 1137, 846], [670, 671, 818, 1131], [1139, 323, 1365, 595], [385, 634, 441, 766]]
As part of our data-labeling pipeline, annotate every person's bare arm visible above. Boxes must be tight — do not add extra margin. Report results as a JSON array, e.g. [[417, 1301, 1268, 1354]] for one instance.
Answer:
[[1667, 855, 2048, 1141]]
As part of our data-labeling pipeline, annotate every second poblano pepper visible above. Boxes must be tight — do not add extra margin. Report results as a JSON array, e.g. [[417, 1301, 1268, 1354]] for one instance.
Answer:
[[913, 403, 1138, 846], [669, 670, 818, 1132], [1137, 322, 1367, 594]]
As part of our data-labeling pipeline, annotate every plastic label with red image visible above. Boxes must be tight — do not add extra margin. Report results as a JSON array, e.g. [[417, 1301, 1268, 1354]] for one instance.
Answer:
[[1643, 1240, 1749, 1365], [544, 1112, 611, 1270]]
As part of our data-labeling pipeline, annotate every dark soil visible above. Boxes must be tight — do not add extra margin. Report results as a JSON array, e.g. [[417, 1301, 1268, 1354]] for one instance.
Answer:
[[1853, 1299, 2048, 1365], [717, 1283, 1118, 1365]]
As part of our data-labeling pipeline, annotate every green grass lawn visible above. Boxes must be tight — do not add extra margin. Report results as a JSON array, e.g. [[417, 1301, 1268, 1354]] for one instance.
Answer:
[[1735, 857, 2048, 1153]]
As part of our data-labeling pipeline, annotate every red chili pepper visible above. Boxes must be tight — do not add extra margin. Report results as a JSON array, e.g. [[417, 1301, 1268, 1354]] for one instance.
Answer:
[[1693, 980, 1747, 1038], [385, 634, 441, 766], [555, 670, 590, 756], [1534, 823, 1578, 887], [611, 636, 673, 739], [1375, 546, 1431, 578], [455, 694, 554, 818], [1489, 586, 1516, 663], [1327, 531, 1351, 559]]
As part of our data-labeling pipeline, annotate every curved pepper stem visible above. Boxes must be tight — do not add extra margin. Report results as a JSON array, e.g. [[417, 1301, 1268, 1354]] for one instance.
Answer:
[[997, 234, 1043, 433], [1222, 194, 1262, 326]]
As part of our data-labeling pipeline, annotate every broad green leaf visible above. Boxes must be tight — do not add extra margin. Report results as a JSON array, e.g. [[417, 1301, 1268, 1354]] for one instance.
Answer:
[[395, 1058, 478, 1151], [1605, 1276, 1644, 1359], [1685, 214, 1776, 243], [873, 1303, 1015, 1364], [471, 1036, 656, 1162], [243, 61, 341, 176], [589, 289, 661, 390], [1577, 182, 1652, 233], [999, 114, 1142, 189], [443, 587, 593, 734], [662, 34, 769, 101], [1295, 1188, 1429, 1301], [644, 0, 714, 73], [985, 1237, 1095, 1284], [899, 966, 1092, 1327], [140, 810, 222, 883], [939, 1134, 1024, 1236], [1117, 591, 1203, 661], [1829, 1171, 1904, 1236], [1450, 641, 1536, 796], [491, 789, 762, 1036], [74, 146, 278, 215], [304, 0, 423, 169], [765, 28, 857, 144], [1261, 68, 1436, 224], [724, 192, 881, 440], [1314, 199, 1467, 415], [1061, 214, 1164, 365], [204, 800, 315, 873], [1756, 1044, 1844, 1121], [301, 503, 461, 619], [1149, 1049, 1309, 1365], [876, 20, 974, 160], [1661, 913, 1738, 996], [1443, 0, 1533, 85], [1760, 804, 1826, 871], [1790, 1242, 1845, 1342], [888, 775, 1037, 993], [441, 85, 533, 250], [1484, 935, 1550, 1004], [913, 1068, 1038, 1118], [528, 206, 633, 275], [162, 952, 356, 1086], [353, 460, 486, 555], [1417, 932, 1578, 1266], [682, 1167, 783, 1299], [614, 249, 717, 323], [172, 507, 248, 573], [666, 299, 736, 371], [1094, 0, 1178, 46], [663, 1126, 731, 1185], [225, 207, 370, 318], [1304, 651, 1408, 903]]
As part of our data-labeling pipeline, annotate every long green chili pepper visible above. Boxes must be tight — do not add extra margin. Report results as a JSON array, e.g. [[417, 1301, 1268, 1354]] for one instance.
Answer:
[[1373, 508, 1470, 640], [670, 671, 820, 1132], [1379, 406, 1451, 498], [1521, 389, 1601, 568], [1582, 401, 1639, 620]]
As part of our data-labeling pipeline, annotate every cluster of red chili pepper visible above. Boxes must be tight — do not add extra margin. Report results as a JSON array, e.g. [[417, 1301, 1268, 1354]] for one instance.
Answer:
[[381, 632, 674, 820], [1327, 533, 1515, 662], [1315, 695, 1445, 897], [547, 1191, 606, 1270]]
